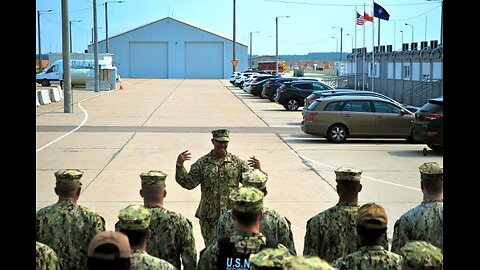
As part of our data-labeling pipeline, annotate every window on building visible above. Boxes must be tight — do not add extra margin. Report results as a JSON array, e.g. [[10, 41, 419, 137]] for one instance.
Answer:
[[403, 65, 410, 80]]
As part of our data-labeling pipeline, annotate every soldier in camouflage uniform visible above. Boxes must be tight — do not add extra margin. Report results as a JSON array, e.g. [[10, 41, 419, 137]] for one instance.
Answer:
[[333, 203, 402, 270], [215, 169, 297, 255], [249, 247, 292, 270], [86, 231, 132, 270], [283, 256, 336, 270], [115, 204, 177, 270], [139, 170, 197, 270], [399, 241, 443, 270], [303, 167, 388, 263], [391, 162, 443, 254], [197, 186, 282, 270], [175, 129, 261, 246], [36, 241, 60, 270], [36, 169, 106, 270]]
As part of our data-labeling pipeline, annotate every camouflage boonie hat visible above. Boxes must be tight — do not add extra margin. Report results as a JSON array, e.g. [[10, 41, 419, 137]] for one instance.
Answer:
[[242, 169, 268, 190], [54, 169, 84, 184], [229, 186, 264, 213], [400, 241, 443, 270], [117, 205, 151, 230], [140, 170, 167, 185], [419, 162, 443, 182], [283, 256, 336, 270], [357, 202, 388, 229], [249, 247, 291, 268], [335, 167, 362, 182], [212, 129, 230, 142]]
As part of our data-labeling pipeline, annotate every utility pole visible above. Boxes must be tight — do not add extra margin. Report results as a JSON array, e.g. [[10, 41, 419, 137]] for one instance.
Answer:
[[232, 0, 236, 72], [93, 0, 100, 92], [61, 0, 72, 113], [37, 9, 52, 72], [249, 31, 259, 69]]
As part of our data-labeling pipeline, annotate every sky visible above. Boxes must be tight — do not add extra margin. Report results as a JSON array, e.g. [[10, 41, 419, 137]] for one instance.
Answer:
[[36, 0, 442, 56]]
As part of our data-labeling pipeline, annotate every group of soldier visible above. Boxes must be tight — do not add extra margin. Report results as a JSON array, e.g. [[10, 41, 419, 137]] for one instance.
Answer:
[[36, 129, 443, 269]]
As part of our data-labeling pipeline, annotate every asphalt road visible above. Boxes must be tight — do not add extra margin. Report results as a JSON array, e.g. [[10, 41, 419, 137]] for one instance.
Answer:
[[36, 79, 443, 255]]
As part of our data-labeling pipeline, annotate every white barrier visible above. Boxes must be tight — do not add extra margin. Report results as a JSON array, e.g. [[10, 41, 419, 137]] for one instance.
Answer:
[[36, 92, 40, 107], [38, 90, 52, 105], [49, 87, 62, 102]]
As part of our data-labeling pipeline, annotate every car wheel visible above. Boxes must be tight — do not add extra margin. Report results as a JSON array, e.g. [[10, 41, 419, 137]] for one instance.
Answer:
[[285, 98, 300, 111], [427, 144, 443, 152], [41, 79, 50, 86], [327, 124, 349, 143]]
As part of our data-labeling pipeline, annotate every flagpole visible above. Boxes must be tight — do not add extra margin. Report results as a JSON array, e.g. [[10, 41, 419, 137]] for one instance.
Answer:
[[354, 7, 357, 90], [362, 3, 366, 91], [372, 1, 375, 92]]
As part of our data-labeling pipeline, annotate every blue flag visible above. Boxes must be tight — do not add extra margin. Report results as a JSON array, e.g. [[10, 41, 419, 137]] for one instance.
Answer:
[[374, 2, 390, 21]]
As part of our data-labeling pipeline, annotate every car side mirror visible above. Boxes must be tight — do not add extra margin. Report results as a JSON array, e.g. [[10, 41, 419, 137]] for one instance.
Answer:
[[400, 109, 408, 115]]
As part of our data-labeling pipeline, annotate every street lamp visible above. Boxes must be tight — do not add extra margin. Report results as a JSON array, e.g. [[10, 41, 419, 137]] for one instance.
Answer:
[[275, 15, 290, 75], [332, 27, 343, 62], [69, 20, 82, 53], [249, 31, 260, 69], [346, 33, 354, 52], [405, 23, 414, 44], [37, 9, 53, 71], [331, 37, 338, 60], [400, 30, 403, 49], [91, 27, 103, 45], [105, 1, 123, 53], [427, 0, 442, 45]]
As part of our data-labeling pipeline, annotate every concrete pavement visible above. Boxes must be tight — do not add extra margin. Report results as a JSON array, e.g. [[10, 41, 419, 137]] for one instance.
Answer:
[[36, 79, 338, 254]]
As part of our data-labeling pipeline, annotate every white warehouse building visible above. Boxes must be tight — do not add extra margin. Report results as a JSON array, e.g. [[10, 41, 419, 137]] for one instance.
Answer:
[[88, 17, 248, 79]]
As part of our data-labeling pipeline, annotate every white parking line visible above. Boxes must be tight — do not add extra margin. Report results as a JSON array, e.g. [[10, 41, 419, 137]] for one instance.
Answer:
[[36, 92, 111, 153], [291, 148, 421, 191]]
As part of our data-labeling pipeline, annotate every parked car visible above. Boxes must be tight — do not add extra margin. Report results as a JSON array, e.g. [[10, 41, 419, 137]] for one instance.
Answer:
[[303, 90, 420, 115], [412, 96, 443, 152], [249, 75, 279, 96], [301, 96, 415, 143], [261, 77, 320, 101], [275, 81, 334, 111]]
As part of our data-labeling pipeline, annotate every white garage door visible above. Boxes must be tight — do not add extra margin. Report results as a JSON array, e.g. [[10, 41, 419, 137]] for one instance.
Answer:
[[185, 42, 224, 78], [129, 42, 167, 78]]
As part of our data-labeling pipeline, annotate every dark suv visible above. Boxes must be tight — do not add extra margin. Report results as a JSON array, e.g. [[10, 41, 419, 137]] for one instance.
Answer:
[[274, 81, 334, 111], [261, 77, 320, 101], [412, 96, 443, 152]]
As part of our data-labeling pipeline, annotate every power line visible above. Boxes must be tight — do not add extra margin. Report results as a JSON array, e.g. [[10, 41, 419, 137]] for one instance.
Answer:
[[262, 0, 436, 7], [390, 4, 440, 21]]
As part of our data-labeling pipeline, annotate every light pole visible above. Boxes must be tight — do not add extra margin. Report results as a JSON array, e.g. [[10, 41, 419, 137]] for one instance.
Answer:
[[37, 9, 53, 71], [104, 1, 123, 53], [91, 27, 103, 45], [346, 33, 353, 52], [400, 30, 404, 49], [405, 23, 414, 44], [331, 37, 338, 60], [275, 15, 290, 75], [233, 0, 237, 72], [332, 27, 343, 62], [69, 20, 82, 53], [249, 31, 259, 69], [427, 0, 442, 45]]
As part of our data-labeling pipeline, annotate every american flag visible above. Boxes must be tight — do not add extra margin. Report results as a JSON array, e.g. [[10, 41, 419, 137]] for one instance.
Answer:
[[356, 12, 365, 25]]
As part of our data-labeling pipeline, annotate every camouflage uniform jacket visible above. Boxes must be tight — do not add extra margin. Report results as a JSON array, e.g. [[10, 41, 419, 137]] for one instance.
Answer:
[[175, 151, 250, 220], [197, 232, 274, 270], [36, 200, 105, 270], [303, 202, 388, 263], [391, 199, 443, 254], [333, 246, 402, 270], [36, 241, 60, 270], [145, 205, 197, 270], [214, 207, 297, 255], [131, 249, 177, 270]]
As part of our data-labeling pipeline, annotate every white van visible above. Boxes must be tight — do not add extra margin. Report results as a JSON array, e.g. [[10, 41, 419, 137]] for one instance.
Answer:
[[36, 60, 97, 87]]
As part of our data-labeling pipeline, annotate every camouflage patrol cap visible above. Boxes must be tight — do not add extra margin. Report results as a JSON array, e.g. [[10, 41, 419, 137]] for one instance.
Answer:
[[419, 162, 443, 182], [400, 241, 443, 270], [242, 169, 268, 190], [88, 231, 131, 260], [54, 169, 84, 184], [249, 247, 291, 268], [229, 186, 264, 213], [283, 256, 336, 270], [335, 167, 362, 182], [212, 129, 230, 141], [357, 202, 388, 229], [117, 205, 151, 230], [140, 170, 167, 185]]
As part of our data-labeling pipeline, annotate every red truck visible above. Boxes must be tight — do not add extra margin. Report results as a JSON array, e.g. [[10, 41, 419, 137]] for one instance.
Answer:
[[257, 61, 286, 74]]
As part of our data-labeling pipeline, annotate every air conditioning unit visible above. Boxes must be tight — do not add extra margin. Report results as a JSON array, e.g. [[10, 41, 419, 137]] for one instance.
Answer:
[[420, 41, 428, 49], [411, 42, 418, 50], [430, 40, 438, 49], [386, 45, 392, 52], [373, 46, 379, 52], [379, 45, 385, 52], [402, 43, 409, 51]]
